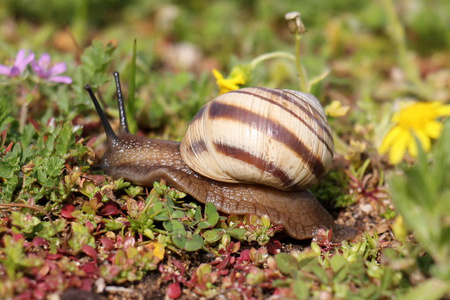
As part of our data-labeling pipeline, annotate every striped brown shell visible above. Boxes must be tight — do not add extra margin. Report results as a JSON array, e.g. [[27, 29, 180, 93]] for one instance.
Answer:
[[180, 87, 334, 191]]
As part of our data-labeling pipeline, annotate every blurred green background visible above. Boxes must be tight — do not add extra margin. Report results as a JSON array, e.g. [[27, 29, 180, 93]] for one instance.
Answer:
[[1, 0, 449, 137]]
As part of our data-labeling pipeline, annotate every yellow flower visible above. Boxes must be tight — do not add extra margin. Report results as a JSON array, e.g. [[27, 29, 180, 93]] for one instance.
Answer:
[[344, 139, 366, 161], [379, 101, 450, 164], [212, 68, 246, 94], [325, 100, 350, 117], [391, 215, 407, 243], [146, 241, 165, 260]]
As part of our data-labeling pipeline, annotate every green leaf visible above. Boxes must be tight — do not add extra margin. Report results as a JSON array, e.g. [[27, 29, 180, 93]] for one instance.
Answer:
[[34, 156, 65, 188], [226, 228, 247, 240], [164, 220, 185, 232], [37, 219, 66, 239], [0, 143, 22, 178], [330, 254, 348, 273], [10, 211, 41, 234], [197, 221, 212, 229], [194, 206, 202, 221], [104, 218, 126, 231], [397, 278, 449, 300], [80, 40, 116, 86], [68, 222, 95, 253], [311, 263, 330, 284], [203, 229, 225, 244], [205, 202, 219, 227], [293, 276, 309, 299], [20, 125, 37, 155], [275, 253, 298, 276], [171, 210, 185, 219], [0, 143, 22, 202], [0, 99, 14, 131], [171, 228, 188, 250], [149, 202, 169, 221], [184, 234, 204, 251], [54, 122, 73, 156]]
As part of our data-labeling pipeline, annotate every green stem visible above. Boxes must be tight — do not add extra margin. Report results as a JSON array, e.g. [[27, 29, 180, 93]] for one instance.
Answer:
[[19, 101, 28, 134], [127, 39, 138, 133], [250, 51, 296, 69], [295, 33, 309, 93], [18, 84, 38, 134]]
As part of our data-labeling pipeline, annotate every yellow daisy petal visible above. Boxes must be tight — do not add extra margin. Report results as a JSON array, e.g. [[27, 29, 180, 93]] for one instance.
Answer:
[[230, 73, 246, 85], [388, 130, 411, 164], [212, 69, 224, 81], [379, 126, 403, 154], [414, 130, 431, 152], [212, 69, 246, 94], [424, 121, 443, 139], [436, 104, 450, 116], [223, 80, 239, 90], [408, 135, 418, 157]]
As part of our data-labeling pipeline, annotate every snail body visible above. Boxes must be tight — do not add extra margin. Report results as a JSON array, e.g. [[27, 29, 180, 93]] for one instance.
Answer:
[[85, 72, 357, 241]]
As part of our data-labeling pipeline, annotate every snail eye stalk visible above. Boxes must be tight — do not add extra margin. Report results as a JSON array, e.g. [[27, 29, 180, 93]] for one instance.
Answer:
[[113, 71, 130, 134], [84, 84, 118, 143]]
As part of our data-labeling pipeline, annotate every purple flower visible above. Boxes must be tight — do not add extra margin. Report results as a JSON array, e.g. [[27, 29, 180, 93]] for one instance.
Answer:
[[0, 49, 35, 77], [31, 53, 72, 84]]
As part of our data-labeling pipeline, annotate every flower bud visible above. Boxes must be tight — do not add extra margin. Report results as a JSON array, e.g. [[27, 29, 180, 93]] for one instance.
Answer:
[[285, 11, 306, 34]]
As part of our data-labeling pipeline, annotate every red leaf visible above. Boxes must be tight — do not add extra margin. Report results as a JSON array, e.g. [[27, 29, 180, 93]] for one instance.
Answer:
[[82, 262, 99, 275], [123, 236, 135, 248], [216, 255, 230, 270], [237, 249, 251, 264], [0, 127, 8, 148], [86, 136, 98, 147], [85, 221, 95, 233], [35, 262, 50, 280], [30, 118, 40, 132], [3, 142, 13, 155], [15, 291, 33, 300], [82, 245, 97, 262], [109, 265, 121, 276], [167, 282, 182, 299], [34, 282, 48, 299], [100, 202, 121, 216], [46, 117, 54, 128], [33, 236, 49, 247], [267, 239, 282, 255], [173, 259, 185, 275], [80, 278, 93, 291], [218, 269, 229, 276], [13, 233, 25, 241], [100, 237, 115, 251], [61, 204, 75, 219], [47, 253, 63, 260], [69, 276, 86, 290]]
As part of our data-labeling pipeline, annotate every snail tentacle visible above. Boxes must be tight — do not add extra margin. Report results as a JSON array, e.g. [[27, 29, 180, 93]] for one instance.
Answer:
[[85, 84, 118, 144], [113, 71, 130, 134]]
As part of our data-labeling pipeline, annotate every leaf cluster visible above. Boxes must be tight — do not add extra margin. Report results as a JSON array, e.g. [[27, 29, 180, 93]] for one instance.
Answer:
[[0, 121, 92, 204], [388, 120, 450, 296]]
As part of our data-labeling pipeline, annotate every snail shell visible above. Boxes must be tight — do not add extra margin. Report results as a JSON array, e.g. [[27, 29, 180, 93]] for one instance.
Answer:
[[180, 87, 334, 191]]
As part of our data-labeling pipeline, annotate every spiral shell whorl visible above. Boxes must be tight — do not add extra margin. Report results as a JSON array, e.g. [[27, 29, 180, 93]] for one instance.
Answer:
[[180, 87, 334, 191]]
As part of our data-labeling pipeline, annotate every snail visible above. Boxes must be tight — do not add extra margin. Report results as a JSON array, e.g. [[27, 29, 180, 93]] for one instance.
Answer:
[[84, 72, 357, 241]]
